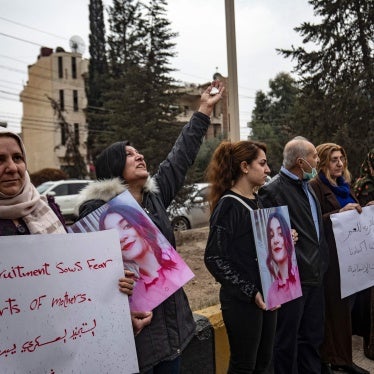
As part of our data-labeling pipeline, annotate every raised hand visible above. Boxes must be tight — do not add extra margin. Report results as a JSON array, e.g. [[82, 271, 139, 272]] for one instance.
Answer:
[[198, 80, 225, 117]]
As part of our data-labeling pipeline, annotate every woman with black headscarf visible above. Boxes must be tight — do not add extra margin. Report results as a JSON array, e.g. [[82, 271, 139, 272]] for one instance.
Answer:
[[75, 81, 224, 374]]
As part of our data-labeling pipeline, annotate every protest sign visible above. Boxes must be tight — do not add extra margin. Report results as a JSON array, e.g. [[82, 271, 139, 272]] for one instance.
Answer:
[[0, 230, 138, 374], [250, 205, 302, 310], [69, 190, 194, 312], [331, 205, 374, 298]]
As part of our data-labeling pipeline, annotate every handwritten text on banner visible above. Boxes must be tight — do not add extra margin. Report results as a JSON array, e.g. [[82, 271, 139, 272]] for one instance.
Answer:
[[0, 230, 138, 374], [331, 205, 374, 298]]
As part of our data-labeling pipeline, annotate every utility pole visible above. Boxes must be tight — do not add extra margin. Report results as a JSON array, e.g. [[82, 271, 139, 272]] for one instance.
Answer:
[[225, 0, 240, 141]]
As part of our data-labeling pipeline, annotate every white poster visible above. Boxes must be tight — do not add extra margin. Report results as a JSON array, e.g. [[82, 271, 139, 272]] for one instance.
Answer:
[[0, 230, 138, 374], [331, 205, 374, 298]]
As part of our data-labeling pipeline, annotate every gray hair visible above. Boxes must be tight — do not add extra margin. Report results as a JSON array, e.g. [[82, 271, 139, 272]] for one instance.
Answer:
[[283, 136, 312, 169]]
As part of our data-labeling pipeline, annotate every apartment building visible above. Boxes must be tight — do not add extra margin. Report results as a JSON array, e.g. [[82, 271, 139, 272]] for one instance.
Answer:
[[20, 47, 88, 175], [175, 72, 229, 140]]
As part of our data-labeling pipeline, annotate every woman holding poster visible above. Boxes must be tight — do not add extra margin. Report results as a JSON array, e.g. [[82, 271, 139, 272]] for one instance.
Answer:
[[204, 140, 276, 373], [266, 210, 302, 309], [0, 128, 66, 236], [310, 143, 369, 374], [76, 80, 224, 374]]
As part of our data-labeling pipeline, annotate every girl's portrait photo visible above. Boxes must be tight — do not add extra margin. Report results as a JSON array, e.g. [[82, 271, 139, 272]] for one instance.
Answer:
[[251, 206, 302, 310], [69, 190, 194, 311]]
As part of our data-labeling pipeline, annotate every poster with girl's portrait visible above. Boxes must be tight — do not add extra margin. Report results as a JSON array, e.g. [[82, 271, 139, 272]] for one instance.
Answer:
[[250, 206, 302, 310], [69, 190, 194, 312]]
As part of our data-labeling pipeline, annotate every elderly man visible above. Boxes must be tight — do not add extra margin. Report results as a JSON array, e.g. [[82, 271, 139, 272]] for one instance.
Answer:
[[259, 136, 329, 374]]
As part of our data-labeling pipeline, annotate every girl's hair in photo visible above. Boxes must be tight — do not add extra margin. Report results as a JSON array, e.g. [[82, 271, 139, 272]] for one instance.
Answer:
[[99, 203, 177, 270], [265, 210, 296, 282], [206, 140, 267, 211]]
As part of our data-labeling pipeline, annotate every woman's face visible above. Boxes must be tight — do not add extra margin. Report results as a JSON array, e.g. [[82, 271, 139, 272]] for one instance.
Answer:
[[328, 150, 345, 180], [122, 146, 149, 183], [0, 136, 26, 196], [246, 149, 270, 187], [269, 217, 288, 264], [104, 212, 148, 261]]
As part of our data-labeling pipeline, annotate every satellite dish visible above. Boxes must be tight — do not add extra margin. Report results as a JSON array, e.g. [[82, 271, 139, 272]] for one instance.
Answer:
[[69, 35, 86, 54]]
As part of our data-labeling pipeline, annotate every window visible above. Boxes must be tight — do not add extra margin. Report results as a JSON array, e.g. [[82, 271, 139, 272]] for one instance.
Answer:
[[71, 57, 77, 79], [196, 187, 209, 202], [51, 184, 69, 196], [213, 123, 221, 137], [73, 90, 78, 111], [74, 123, 80, 145], [59, 90, 64, 111], [58, 56, 63, 78], [68, 183, 89, 195], [60, 123, 66, 145]]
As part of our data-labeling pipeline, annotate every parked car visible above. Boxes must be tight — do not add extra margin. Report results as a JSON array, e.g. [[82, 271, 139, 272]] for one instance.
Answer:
[[168, 183, 210, 231], [36, 179, 93, 220]]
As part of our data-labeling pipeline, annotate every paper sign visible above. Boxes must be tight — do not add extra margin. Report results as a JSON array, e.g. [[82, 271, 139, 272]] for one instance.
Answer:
[[250, 205, 302, 309], [0, 230, 138, 374], [69, 190, 194, 312], [331, 205, 374, 298]]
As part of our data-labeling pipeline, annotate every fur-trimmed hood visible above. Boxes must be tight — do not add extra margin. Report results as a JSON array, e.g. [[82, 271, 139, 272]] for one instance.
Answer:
[[74, 176, 159, 216]]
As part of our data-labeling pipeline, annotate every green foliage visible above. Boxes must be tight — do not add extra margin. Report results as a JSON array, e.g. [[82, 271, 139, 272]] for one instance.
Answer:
[[170, 135, 223, 212], [249, 72, 299, 173], [86, 0, 109, 161], [192, 135, 224, 182], [277, 0, 374, 176], [98, 0, 180, 173]]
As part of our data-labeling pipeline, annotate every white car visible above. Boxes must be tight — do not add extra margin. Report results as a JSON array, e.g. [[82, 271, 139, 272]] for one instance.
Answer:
[[168, 183, 210, 231], [36, 179, 93, 220]]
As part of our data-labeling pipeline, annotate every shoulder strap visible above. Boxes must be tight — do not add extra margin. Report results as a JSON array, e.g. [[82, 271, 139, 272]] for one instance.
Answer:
[[220, 194, 253, 211]]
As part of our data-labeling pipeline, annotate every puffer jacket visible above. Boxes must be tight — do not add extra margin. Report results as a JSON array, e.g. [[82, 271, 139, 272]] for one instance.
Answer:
[[259, 171, 328, 286], [205, 191, 263, 304], [75, 111, 210, 372]]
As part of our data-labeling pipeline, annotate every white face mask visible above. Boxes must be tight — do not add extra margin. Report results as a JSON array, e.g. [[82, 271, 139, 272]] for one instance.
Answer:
[[300, 158, 317, 180]]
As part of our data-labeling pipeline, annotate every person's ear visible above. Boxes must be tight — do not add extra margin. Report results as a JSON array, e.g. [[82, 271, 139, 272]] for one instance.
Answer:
[[240, 161, 249, 174]]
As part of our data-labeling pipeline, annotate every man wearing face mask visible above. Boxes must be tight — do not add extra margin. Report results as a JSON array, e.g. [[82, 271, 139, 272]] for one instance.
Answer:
[[259, 136, 329, 374]]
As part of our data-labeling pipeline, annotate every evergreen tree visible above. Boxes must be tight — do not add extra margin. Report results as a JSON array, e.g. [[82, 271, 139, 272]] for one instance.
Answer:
[[102, 0, 148, 158], [278, 0, 374, 176], [104, 0, 181, 173], [249, 73, 299, 173], [140, 0, 181, 171], [86, 0, 109, 162]]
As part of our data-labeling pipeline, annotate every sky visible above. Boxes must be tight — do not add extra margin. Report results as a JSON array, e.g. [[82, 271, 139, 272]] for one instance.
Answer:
[[0, 0, 316, 139]]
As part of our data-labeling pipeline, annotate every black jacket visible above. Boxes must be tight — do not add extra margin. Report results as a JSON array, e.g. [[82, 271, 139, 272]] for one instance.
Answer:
[[259, 171, 328, 286], [76, 111, 210, 372], [205, 191, 262, 303]]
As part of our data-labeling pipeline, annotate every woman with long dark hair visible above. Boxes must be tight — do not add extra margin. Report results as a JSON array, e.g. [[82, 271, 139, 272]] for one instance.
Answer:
[[266, 210, 301, 308], [204, 140, 276, 373]]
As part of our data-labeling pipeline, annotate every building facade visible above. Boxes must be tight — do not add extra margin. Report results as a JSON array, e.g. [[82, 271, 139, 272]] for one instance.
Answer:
[[20, 47, 88, 175], [20, 50, 228, 176], [175, 73, 229, 140]]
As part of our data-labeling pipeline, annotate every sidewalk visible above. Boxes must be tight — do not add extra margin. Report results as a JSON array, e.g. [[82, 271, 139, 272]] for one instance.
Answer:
[[346, 336, 373, 373]]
